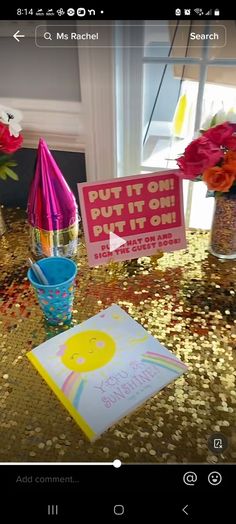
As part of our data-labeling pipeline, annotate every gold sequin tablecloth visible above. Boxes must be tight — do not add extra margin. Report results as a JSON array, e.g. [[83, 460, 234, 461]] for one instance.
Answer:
[[0, 208, 235, 463]]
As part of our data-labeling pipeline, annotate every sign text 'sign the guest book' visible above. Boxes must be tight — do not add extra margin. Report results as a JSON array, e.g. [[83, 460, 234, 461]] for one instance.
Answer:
[[78, 171, 186, 266], [27, 305, 187, 441]]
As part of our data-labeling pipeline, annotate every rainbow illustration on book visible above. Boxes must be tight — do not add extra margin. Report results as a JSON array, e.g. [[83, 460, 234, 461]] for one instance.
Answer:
[[27, 304, 188, 440], [141, 351, 187, 374]]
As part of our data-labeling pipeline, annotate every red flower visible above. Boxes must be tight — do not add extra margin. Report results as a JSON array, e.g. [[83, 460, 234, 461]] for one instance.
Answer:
[[204, 122, 233, 146], [177, 135, 223, 179], [0, 122, 23, 154], [223, 135, 236, 151]]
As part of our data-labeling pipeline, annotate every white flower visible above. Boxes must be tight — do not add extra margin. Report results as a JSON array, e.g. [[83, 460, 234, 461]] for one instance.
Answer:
[[215, 109, 227, 125], [201, 107, 236, 131], [201, 114, 214, 131], [0, 105, 23, 137], [226, 109, 236, 123]]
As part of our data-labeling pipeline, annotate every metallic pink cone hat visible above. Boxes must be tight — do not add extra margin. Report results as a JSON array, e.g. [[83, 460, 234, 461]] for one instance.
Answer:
[[27, 138, 79, 258]]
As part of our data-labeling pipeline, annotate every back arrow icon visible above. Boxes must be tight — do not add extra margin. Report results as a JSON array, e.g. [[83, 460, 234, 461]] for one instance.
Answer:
[[13, 30, 25, 42], [182, 505, 189, 515]]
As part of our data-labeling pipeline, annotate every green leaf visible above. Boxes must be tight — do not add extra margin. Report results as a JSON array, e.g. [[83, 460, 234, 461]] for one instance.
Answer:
[[6, 162, 17, 167], [0, 172, 7, 180], [0, 155, 11, 166], [4, 167, 19, 180], [210, 114, 217, 127]]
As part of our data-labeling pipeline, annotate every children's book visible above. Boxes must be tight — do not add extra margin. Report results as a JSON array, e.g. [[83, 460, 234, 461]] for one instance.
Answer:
[[27, 304, 187, 441]]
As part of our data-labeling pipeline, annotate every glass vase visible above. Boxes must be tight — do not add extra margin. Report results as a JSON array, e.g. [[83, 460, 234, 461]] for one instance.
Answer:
[[209, 193, 236, 259]]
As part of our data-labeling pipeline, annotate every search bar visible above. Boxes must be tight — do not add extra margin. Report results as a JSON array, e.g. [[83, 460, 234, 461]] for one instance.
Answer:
[[35, 24, 227, 48], [36, 25, 112, 47], [41, 29, 99, 43]]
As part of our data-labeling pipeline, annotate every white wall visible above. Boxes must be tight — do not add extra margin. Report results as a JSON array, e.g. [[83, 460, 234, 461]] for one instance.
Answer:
[[0, 21, 81, 102]]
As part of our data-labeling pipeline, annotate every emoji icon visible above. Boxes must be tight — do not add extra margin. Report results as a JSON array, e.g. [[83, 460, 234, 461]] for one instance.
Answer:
[[208, 471, 222, 486]]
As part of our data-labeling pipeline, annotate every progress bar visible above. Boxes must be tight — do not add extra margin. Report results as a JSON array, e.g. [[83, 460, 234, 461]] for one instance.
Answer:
[[0, 460, 122, 468]]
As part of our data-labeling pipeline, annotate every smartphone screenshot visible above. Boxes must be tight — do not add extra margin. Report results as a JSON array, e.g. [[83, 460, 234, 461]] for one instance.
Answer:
[[0, 6, 235, 521]]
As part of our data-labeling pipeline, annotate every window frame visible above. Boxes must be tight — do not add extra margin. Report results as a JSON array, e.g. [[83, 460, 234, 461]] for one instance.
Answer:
[[139, 21, 236, 226]]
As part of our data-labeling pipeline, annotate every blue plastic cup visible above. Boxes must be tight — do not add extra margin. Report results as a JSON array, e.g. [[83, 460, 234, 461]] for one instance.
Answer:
[[27, 257, 77, 325]]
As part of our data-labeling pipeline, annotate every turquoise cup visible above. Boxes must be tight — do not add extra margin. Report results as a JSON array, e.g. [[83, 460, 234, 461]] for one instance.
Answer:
[[27, 257, 77, 325]]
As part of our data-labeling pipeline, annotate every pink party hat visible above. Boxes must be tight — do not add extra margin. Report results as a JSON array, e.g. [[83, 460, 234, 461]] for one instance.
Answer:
[[27, 138, 79, 257]]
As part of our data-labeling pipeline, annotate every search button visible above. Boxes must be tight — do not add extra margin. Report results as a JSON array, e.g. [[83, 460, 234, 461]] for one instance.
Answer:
[[44, 32, 52, 41]]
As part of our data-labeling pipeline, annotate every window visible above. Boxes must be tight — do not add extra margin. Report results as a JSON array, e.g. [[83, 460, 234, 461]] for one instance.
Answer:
[[116, 20, 236, 229]]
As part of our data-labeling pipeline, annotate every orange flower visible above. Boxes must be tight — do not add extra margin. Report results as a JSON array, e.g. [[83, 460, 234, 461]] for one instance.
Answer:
[[224, 150, 236, 163], [203, 166, 235, 192], [223, 162, 236, 175]]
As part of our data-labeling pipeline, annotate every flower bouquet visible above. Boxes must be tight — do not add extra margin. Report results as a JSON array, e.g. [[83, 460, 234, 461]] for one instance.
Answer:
[[176, 121, 236, 259], [0, 105, 23, 234], [0, 105, 23, 181]]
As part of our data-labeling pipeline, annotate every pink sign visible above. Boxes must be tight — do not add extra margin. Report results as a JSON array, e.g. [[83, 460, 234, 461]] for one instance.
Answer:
[[78, 171, 186, 266]]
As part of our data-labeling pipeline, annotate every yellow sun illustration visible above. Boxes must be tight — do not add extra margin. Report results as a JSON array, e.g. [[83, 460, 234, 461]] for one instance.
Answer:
[[60, 330, 116, 372]]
